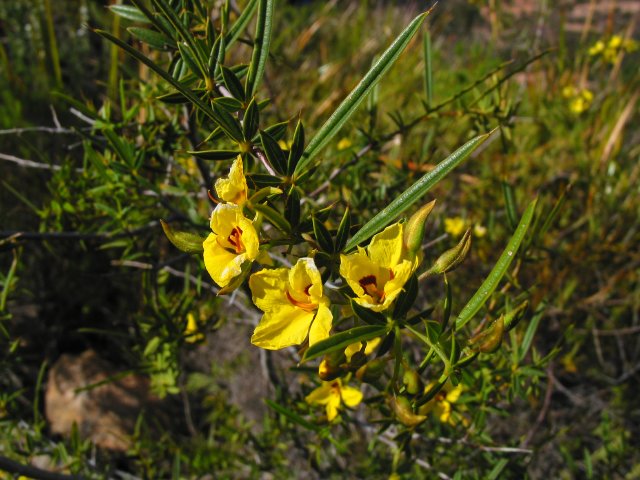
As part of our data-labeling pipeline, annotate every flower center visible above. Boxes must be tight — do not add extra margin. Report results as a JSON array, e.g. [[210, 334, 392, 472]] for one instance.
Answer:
[[359, 270, 394, 303], [286, 284, 317, 311], [227, 226, 244, 254]]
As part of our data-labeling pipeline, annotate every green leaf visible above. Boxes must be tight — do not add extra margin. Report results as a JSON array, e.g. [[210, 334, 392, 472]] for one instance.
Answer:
[[259, 129, 287, 174], [350, 299, 386, 325], [226, 0, 259, 49], [246, 173, 282, 188], [302, 325, 389, 362], [110, 5, 150, 23], [295, 10, 430, 175], [253, 203, 291, 234], [212, 103, 244, 142], [334, 207, 351, 253], [221, 65, 246, 101], [178, 42, 206, 78], [149, 0, 206, 67], [287, 120, 305, 175], [188, 149, 239, 161], [130, 0, 175, 40], [518, 305, 544, 362], [213, 96, 244, 112], [312, 216, 334, 253], [243, 98, 260, 141], [502, 179, 518, 231], [128, 27, 172, 49], [245, 0, 274, 97], [256, 120, 289, 143], [346, 132, 494, 251], [455, 198, 538, 330], [94, 29, 217, 123], [285, 187, 301, 227]]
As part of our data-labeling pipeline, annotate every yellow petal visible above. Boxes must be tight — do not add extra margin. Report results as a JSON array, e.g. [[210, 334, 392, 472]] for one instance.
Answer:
[[446, 385, 462, 403], [339, 249, 373, 298], [215, 155, 248, 205], [340, 385, 363, 408], [326, 391, 341, 421], [367, 223, 404, 269], [379, 259, 414, 309], [250, 304, 315, 350], [436, 402, 451, 423], [308, 302, 332, 346], [203, 233, 246, 287], [289, 257, 323, 302], [305, 383, 332, 405], [249, 268, 289, 312]]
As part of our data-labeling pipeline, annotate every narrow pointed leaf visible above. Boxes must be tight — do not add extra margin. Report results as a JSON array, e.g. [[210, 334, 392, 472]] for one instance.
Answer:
[[259, 129, 287, 174], [312, 216, 334, 253], [95, 29, 217, 122], [302, 325, 389, 362], [243, 98, 260, 141], [130, 0, 175, 39], [226, 0, 259, 48], [345, 131, 494, 251], [110, 5, 150, 23], [253, 203, 291, 234], [128, 27, 172, 49], [221, 65, 246, 101], [212, 103, 244, 142], [188, 149, 239, 161], [295, 10, 430, 175], [334, 208, 351, 252], [245, 0, 274, 97], [455, 198, 538, 330], [287, 120, 305, 174]]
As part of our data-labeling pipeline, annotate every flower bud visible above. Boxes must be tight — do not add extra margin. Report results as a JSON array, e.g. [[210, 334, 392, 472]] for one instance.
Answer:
[[389, 395, 427, 427], [427, 228, 471, 275], [468, 315, 504, 353], [356, 358, 386, 383], [504, 300, 528, 331], [403, 200, 436, 258], [402, 368, 422, 395]]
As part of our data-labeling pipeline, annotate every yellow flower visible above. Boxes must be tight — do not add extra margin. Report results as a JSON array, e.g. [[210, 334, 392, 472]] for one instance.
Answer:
[[250, 257, 333, 350], [608, 35, 623, 49], [305, 378, 363, 421], [340, 223, 418, 312], [569, 89, 593, 114], [444, 216, 466, 237], [561, 85, 576, 99], [337, 137, 352, 150], [418, 381, 462, 425], [184, 313, 205, 343], [473, 223, 487, 238], [588, 40, 605, 56], [215, 155, 248, 205], [203, 203, 259, 287]]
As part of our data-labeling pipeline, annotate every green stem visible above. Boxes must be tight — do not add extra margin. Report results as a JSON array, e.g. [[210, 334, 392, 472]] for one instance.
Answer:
[[406, 325, 451, 374], [42, 0, 62, 87]]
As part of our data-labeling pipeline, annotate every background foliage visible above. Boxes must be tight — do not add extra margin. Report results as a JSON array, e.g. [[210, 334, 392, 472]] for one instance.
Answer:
[[1, 0, 639, 478]]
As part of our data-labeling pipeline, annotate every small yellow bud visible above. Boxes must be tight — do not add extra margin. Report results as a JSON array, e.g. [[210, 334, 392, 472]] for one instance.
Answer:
[[468, 315, 505, 353], [389, 395, 427, 427]]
